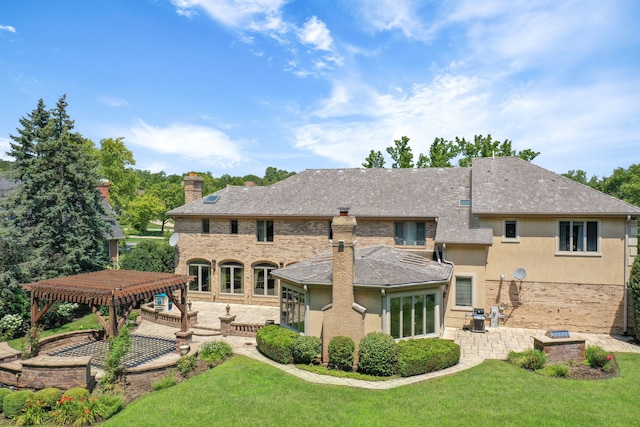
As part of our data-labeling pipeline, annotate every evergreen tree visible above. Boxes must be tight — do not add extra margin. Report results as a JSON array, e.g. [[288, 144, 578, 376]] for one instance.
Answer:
[[2, 95, 109, 281]]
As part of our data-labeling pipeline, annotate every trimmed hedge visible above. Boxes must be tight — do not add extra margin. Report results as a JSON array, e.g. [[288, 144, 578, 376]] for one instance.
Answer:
[[292, 335, 321, 364], [396, 338, 460, 377], [256, 325, 299, 364], [3, 390, 34, 419], [0, 388, 12, 412], [34, 387, 62, 409], [328, 336, 355, 371], [357, 332, 397, 376]]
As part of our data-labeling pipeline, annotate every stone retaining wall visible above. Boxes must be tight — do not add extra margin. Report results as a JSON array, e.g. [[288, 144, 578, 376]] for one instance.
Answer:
[[0, 356, 93, 391]]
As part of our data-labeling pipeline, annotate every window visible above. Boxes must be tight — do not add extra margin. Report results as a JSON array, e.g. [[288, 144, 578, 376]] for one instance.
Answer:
[[201, 219, 210, 234], [504, 220, 518, 240], [389, 291, 438, 339], [230, 219, 238, 234], [280, 285, 305, 333], [253, 263, 277, 296], [394, 221, 426, 246], [188, 260, 211, 292], [257, 220, 274, 242], [558, 220, 599, 253], [454, 276, 473, 307], [220, 262, 244, 294]]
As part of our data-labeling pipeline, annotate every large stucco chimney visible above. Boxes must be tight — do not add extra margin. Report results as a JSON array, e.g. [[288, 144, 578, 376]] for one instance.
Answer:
[[322, 207, 365, 365], [183, 173, 204, 204]]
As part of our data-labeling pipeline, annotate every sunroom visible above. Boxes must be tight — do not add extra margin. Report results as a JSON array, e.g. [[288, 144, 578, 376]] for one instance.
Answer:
[[271, 245, 453, 340]]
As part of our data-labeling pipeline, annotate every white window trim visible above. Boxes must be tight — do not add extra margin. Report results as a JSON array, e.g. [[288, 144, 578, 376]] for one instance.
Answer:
[[452, 273, 476, 311], [555, 219, 602, 256], [502, 219, 520, 243], [384, 289, 441, 340], [252, 263, 278, 297], [219, 262, 244, 294]]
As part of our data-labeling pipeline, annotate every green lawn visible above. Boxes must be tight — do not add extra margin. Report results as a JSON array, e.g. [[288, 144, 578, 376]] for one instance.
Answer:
[[104, 353, 640, 426], [6, 313, 100, 350]]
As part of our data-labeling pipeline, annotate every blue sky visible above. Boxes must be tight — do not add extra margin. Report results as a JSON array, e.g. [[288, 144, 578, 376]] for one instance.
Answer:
[[1, 0, 638, 179]]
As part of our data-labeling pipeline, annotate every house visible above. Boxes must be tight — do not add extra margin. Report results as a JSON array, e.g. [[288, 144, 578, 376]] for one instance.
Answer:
[[168, 157, 640, 352]]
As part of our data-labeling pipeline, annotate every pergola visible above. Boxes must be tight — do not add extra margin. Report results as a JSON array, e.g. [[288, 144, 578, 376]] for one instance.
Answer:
[[21, 270, 194, 338]]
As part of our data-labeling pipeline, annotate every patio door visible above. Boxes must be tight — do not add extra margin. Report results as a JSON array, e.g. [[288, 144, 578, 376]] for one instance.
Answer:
[[388, 290, 439, 339]]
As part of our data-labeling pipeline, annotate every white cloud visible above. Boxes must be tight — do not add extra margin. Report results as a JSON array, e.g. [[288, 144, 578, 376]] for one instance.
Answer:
[[352, 0, 434, 41], [99, 96, 129, 108], [172, 0, 288, 30], [292, 66, 640, 176], [125, 120, 246, 169], [0, 25, 16, 33], [0, 138, 12, 160], [298, 16, 333, 51]]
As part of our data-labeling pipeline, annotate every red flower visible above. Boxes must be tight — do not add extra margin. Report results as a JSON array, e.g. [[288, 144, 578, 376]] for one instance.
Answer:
[[606, 354, 613, 361]]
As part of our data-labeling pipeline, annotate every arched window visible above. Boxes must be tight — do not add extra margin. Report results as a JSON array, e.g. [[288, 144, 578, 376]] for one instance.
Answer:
[[188, 260, 211, 292], [220, 262, 244, 294], [253, 263, 277, 296]]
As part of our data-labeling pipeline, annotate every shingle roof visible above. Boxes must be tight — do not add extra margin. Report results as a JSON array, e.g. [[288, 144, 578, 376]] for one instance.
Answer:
[[271, 245, 452, 288], [169, 158, 639, 245], [471, 157, 640, 215], [168, 167, 493, 244]]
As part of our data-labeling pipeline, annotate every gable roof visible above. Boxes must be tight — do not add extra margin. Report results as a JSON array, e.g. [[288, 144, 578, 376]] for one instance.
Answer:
[[271, 245, 452, 288], [471, 157, 640, 216]]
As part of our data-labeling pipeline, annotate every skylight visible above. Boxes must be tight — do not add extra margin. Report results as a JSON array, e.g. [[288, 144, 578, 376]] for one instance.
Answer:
[[204, 195, 220, 204]]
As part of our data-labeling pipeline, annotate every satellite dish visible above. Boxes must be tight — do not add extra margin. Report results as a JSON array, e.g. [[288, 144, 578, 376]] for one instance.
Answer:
[[513, 268, 527, 281], [169, 233, 179, 247]]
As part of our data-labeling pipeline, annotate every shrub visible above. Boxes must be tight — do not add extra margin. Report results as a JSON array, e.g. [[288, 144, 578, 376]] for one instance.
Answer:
[[100, 327, 131, 386], [14, 398, 46, 426], [585, 345, 614, 371], [396, 338, 460, 377], [256, 325, 299, 364], [98, 391, 124, 420], [153, 370, 177, 390], [176, 355, 197, 377], [51, 395, 104, 426], [62, 387, 90, 401], [3, 390, 34, 419], [199, 341, 233, 365], [507, 349, 547, 371], [328, 336, 355, 371], [96, 391, 125, 420], [0, 313, 24, 340], [33, 387, 62, 409], [357, 332, 397, 376], [541, 363, 569, 377], [0, 388, 13, 412], [292, 335, 321, 365]]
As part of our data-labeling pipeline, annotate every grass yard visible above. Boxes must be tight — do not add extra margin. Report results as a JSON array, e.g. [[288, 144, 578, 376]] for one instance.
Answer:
[[104, 353, 640, 427], [6, 313, 100, 350]]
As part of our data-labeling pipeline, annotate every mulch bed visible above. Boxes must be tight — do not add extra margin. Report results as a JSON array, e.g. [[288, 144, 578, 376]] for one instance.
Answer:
[[565, 361, 618, 380]]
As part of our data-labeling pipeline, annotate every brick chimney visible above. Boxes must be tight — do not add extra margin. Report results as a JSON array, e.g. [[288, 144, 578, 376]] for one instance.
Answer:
[[183, 173, 204, 204], [322, 208, 365, 365], [97, 179, 110, 201]]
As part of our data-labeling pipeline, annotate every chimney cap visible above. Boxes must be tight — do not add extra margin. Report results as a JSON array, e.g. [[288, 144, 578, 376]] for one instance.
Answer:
[[338, 207, 350, 216]]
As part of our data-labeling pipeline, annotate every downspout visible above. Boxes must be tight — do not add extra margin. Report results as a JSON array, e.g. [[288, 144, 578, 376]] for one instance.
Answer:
[[440, 243, 455, 333], [624, 215, 630, 335]]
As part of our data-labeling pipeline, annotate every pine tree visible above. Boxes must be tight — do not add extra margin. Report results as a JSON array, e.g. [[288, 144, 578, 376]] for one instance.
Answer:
[[3, 95, 110, 281]]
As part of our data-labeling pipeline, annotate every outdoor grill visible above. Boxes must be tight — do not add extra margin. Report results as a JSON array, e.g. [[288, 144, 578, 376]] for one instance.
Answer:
[[471, 308, 486, 333]]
